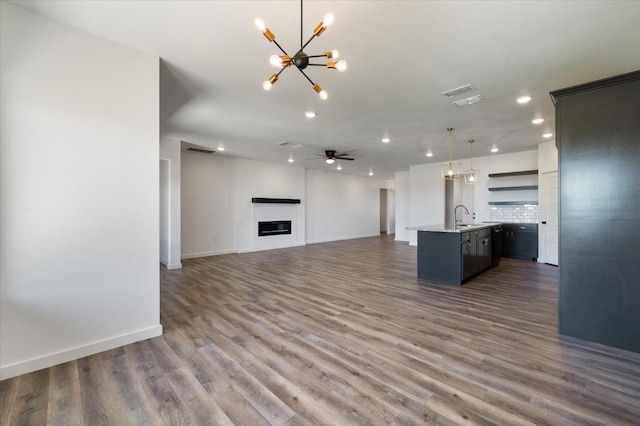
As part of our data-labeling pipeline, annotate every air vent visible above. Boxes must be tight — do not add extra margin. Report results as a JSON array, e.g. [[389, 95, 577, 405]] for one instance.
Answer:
[[453, 94, 486, 107], [278, 141, 304, 148], [187, 147, 215, 154], [441, 84, 474, 98]]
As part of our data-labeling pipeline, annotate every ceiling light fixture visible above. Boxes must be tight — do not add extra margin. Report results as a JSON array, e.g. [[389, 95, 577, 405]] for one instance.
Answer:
[[441, 128, 461, 180], [491, 147, 499, 153], [217, 146, 225, 151], [532, 118, 544, 124], [288, 157, 294, 163], [337, 164, 342, 170], [256, 0, 347, 100], [325, 158, 335, 164], [464, 139, 479, 185], [543, 133, 553, 138], [305, 111, 317, 118], [369, 171, 374, 176], [426, 151, 433, 157], [382, 137, 390, 143], [516, 95, 532, 104]]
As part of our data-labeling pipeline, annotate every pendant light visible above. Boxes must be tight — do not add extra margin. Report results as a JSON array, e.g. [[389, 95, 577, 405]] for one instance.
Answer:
[[441, 128, 461, 180], [464, 139, 479, 185]]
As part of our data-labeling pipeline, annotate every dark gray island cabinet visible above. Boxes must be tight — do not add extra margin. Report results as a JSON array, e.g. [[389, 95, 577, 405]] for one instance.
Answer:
[[410, 224, 493, 285]]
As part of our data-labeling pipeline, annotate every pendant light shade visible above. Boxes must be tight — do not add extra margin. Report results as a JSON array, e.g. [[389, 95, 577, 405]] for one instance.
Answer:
[[463, 139, 480, 185], [441, 128, 461, 180]]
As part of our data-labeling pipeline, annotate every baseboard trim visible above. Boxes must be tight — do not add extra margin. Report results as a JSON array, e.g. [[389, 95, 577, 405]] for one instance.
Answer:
[[166, 263, 182, 270], [306, 233, 381, 245], [0, 324, 163, 380], [181, 250, 236, 259]]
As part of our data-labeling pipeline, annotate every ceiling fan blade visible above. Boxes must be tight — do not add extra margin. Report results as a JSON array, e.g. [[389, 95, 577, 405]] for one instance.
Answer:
[[336, 156, 355, 161]]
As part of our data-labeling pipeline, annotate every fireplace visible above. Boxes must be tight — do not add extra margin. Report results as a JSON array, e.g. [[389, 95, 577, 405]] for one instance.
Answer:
[[258, 220, 292, 237]]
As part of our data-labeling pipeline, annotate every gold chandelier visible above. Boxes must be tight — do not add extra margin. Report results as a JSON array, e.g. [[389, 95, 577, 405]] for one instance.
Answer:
[[441, 128, 461, 180], [255, 0, 348, 100]]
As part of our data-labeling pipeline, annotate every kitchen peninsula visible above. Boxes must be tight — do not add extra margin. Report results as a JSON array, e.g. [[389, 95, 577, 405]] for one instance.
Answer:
[[408, 224, 498, 285]]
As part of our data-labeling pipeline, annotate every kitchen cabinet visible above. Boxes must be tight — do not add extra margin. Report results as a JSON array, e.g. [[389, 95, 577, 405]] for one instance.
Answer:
[[416, 225, 492, 285], [501, 223, 538, 260]]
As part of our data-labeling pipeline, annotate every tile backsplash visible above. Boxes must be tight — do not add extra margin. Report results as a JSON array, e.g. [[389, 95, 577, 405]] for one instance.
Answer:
[[490, 204, 538, 223]]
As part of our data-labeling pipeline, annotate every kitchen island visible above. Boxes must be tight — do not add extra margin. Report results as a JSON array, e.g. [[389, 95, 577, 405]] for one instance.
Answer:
[[408, 224, 498, 285]]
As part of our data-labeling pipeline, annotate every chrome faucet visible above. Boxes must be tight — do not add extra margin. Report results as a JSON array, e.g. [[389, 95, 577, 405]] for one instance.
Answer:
[[454, 204, 470, 225]]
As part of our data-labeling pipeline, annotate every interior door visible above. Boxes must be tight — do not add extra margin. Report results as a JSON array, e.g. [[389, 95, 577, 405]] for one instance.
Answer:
[[543, 172, 559, 265]]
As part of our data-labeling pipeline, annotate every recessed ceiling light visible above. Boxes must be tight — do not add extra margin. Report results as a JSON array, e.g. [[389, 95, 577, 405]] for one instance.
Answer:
[[288, 158, 294, 163], [217, 146, 225, 151], [382, 137, 390, 143], [543, 133, 553, 138], [369, 171, 374, 176], [426, 151, 433, 157], [532, 118, 544, 124], [491, 147, 499, 153], [337, 164, 342, 170], [305, 111, 317, 118], [517, 95, 532, 104]]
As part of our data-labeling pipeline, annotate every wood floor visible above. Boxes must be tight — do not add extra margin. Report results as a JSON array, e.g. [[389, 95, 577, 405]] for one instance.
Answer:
[[2, 235, 639, 425]]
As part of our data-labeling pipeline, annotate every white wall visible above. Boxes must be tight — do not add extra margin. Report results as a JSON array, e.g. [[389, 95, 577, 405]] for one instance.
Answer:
[[181, 151, 237, 258], [0, 3, 161, 379], [305, 170, 393, 244], [159, 137, 182, 269], [408, 163, 446, 246], [395, 171, 410, 242], [538, 140, 558, 174], [236, 159, 306, 252]]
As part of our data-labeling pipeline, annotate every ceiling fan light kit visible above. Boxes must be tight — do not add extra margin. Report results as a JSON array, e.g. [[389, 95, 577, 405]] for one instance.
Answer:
[[256, 0, 347, 100]]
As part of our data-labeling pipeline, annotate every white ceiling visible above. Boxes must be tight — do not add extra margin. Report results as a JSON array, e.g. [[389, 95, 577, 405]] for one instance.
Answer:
[[10, 0, 640, 179]]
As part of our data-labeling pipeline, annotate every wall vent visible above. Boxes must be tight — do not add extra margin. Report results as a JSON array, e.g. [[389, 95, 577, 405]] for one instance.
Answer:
[[441, 84, 474, 98]]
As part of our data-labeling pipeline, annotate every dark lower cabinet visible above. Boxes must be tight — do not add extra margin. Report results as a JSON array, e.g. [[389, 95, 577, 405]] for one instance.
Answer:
[[501, 223, 538, 260], [418, 227, 492, 285]]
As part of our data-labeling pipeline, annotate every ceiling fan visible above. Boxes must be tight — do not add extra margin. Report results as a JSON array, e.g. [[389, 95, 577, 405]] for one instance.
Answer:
[[309, 150, 355, 164]]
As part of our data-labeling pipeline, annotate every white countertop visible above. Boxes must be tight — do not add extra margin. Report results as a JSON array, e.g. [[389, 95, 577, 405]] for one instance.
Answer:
[[406, 223, 499, 233]]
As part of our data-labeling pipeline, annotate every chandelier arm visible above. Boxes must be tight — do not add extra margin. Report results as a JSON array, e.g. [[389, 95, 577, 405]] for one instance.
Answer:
[[306, 63, 327, 67], [271, 39, 290, 57], [293, 66, 315, 86], [300, 0, 303, 48], [304, 54, 330, 59], [298, 33, 318, 54]]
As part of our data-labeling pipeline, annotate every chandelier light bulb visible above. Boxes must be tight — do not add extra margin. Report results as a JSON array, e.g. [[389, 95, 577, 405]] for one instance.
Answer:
[[469, 175, 475, 182], [263, 80, 273, 91], [255, 18, 266, 31], [269, 55, 282, 68], [448, 168, 453, 176], [336, 60, 348, 72], [331, 49, 339, 59], [323, 13, 335, 26], [319, 90, 328, 100]]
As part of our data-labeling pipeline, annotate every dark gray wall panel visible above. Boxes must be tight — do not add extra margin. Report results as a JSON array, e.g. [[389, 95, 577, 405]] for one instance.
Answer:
[[552, 70, 640, 353]]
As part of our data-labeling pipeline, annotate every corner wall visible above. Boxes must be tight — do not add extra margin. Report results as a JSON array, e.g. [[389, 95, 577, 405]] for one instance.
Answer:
[[0, 3, 162, 379]]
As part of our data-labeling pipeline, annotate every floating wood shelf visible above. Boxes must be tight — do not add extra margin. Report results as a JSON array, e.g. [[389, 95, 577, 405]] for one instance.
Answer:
[[252, 198, 301, 204], [488, 185, 539, 191], [488, 170, 538, 178], [488, 201, 539, 205]]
